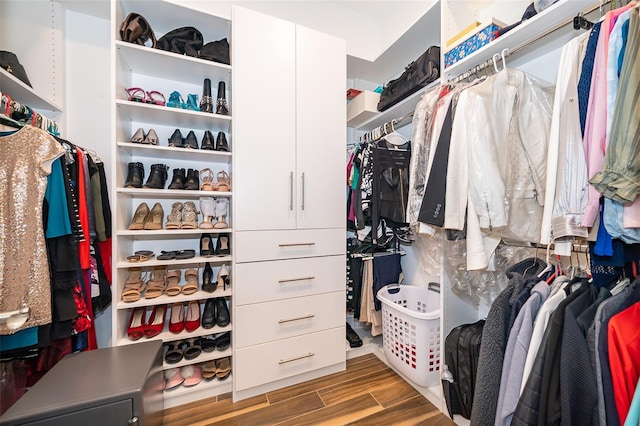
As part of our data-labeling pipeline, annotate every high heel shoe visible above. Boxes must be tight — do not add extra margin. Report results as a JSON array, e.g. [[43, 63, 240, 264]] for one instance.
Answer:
[[142, 128, 159, 144], [199, 78, 213, 113], [122, 268, 145, 302], [145, 304, 167, 338], [168, 129, 184, 147], [201, 130, 215, 150], [215, 233, 231, 256], [217, 264, 229, 291], [200, 233, 215, 257], [182, 269, 199, 295], [185, 300, 201, 332], [169, 302, 185, 334], [184, 94, 199, 111], [167, 91, 184, 109], [215, 132, 229, 152], [127, 307, 147, 340], [130, 128, 145, 143], [184, 130, 199, 149], [129, 202, 150, 230], [143, 202, 164, 230], [215, 81, 228, 115], [202, 262, 215, 293]]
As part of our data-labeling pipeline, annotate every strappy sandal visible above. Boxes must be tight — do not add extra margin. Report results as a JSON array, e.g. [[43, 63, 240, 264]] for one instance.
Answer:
[[146, 91, 166, 106], [181, 201, 198, 229], [125, 87, 146, 103], [122, 268, 145, 302], [166, 91, 184, 109], [216, 171, 231, 192], [130, 128, 146, 143], [165, 270, 182, 296], [165, 202, 183, 229], [164, 341, 184, 364], [126, 251, 155, 263], [144, 266, 167, 299], [182, 269, 199, 295], [142, 128, 159, 145], [200, 168, 218, 191], [202, 360, 216, 381]]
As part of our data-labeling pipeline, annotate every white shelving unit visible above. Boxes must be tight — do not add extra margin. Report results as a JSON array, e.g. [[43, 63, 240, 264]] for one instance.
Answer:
[[111, 0, 234, 408]]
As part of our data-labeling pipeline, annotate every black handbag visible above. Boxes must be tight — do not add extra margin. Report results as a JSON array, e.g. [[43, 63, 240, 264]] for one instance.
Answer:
[[0, 51, 32, 88], [156, 27, 203, 57], [119, 13, 156, 48], [199, 38, 230, 65], [377, 46, 440, 112]]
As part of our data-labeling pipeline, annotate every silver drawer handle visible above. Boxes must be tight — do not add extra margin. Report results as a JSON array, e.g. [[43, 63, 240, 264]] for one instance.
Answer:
[[278, 276, 315, 283], [278, 314, 315, 324], [279, 352, 315, 365], [278, 242, 316, 247]]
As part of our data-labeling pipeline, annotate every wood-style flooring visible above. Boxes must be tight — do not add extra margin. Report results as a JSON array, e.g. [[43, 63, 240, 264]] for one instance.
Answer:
[[163, 353, 455, 426]]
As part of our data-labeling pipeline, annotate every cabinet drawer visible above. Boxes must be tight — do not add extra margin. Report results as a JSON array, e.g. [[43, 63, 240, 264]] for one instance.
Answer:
[[234, 327, 345, 391], [235, 292, 344, 347], [235, 256, 344, 305], [235, 229, 344, 262]]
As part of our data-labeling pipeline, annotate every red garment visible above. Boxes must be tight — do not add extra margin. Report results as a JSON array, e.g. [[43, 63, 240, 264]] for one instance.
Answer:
[[608, 301, 640, 424], [75, 149, 91, 270], [97, 238, 112, 284]]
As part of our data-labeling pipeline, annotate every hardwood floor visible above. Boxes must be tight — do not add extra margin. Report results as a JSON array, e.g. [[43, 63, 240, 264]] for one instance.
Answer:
[[163, 353, 455, 426]]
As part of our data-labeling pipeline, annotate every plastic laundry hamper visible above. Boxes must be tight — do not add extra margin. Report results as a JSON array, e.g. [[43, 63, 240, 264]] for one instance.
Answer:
[[377, 283, 441, 387]]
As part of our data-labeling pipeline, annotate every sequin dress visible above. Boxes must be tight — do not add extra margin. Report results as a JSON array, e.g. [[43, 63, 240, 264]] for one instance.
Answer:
[[0, 126, 66, 334]]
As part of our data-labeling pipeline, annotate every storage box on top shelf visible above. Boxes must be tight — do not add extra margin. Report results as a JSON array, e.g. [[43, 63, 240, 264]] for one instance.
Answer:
[[346, 90, 381, 128], [444, 19, 506, 68]]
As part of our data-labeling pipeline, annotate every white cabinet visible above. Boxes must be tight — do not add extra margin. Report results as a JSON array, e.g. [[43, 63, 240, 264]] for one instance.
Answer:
[[232, 6, 345, 232], [231, 6, 346, 401]]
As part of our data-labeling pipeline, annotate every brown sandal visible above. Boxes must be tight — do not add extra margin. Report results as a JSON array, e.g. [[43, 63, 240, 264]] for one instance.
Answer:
[[122, 268, 145, 302], [183, 269, 199, 295], [200, 168, 218, 191], [144, 266, 167, 299], [216, 171, 231, 192], [202, 360, 216, 381], [165, 269, 182, 296]]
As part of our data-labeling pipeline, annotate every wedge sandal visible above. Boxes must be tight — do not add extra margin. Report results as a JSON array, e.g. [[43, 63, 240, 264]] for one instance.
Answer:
[[165, 269, 182, 296], [182, 269, 199, 295], [122, 268, 145, 302]]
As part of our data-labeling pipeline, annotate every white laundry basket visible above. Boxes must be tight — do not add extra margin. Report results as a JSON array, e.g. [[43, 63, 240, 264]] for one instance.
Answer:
[[377, 283, 441, 387]]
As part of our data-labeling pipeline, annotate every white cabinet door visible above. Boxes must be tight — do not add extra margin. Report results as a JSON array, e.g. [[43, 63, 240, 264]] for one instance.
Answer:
[[233, 6, 297, 231], [295, 26, 346, 230]]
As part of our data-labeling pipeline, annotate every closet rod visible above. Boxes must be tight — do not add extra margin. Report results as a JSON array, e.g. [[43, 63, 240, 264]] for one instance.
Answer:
[[358, 111, 415, 144], [502, 239, 590, 254], [448, 0, 610, 84]]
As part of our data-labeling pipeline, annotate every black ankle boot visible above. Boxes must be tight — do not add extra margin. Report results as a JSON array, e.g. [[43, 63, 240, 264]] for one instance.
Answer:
[[199, 78, 213, 113], [215, 132, 229, 152], [124, 162, 145, 188], [143, 164, 168, 189], [184, 130, 199, 149], [167, 168, 186, 190], [184, 168, 200, 190], [216, 81, 228, 115], [201, 130, 214, 150]]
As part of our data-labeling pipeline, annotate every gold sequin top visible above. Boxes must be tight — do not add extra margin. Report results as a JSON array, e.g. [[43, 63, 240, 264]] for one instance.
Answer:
[[0, 125, 65, 335]]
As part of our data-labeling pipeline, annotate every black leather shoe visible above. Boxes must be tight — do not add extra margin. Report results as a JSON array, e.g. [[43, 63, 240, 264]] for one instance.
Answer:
[[184, 168, 200, 190], [215, 233, 231, 256], [168, 129, 184, 147], [216, 81, 228, 115], [184, 130, 199, 149], [215, 132, 229, 152], [199, 78, 213, 113], [202, 262, 216, 292], [124, 162, 144, 188], [201, 130, 215, 150], [143, 164, 168, 189], [215, 297, 230, 327], [167, 168, 186, 190], [202, 299, 216, 329], [200, 233, 215, 257]]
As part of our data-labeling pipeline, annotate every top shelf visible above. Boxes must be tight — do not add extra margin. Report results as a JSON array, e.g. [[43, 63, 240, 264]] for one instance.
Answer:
[[0, 68, 62, 112]]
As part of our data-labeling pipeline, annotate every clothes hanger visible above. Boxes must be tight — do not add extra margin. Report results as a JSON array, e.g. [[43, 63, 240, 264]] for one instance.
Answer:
[[383, 119, 409, 146]]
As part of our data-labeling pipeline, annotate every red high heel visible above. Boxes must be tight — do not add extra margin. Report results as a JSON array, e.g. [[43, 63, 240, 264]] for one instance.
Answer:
[[185, 301, 201, 332], [127, 307, 147, 341], [169, 303, 185, 334], [144, 304, 167, 338]]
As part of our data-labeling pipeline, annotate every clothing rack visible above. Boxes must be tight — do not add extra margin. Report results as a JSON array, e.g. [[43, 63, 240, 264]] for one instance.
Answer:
[[350, 249, 406, 260], [448, 1, 611, 84], [0, 91, 60, 136], [501, 239, 590, 254], [355, 111, 415, 145]]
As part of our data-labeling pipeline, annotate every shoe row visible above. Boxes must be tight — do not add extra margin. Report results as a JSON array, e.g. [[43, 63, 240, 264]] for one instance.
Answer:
[[126, 298, 230, 341], [126, 249, 196, 263], [164, 332, 231, 364], [122, 264, 229, 303], [124, 163, 231, 192], [200, 234, 231, 257], [129, 128, 229, 151], [164, 357, 231, 390], [128, 199, 229, 230]]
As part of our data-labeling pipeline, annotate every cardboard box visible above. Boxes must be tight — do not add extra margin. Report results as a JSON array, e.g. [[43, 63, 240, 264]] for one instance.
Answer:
[[444, 19, 506, 68]]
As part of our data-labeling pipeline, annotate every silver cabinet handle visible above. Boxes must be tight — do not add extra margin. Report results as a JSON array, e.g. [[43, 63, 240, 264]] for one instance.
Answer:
[[301, 172, 305, 210], [279, 352, 315, 364], [278, 242, 316, 247], [278, 314, 315, 324], [289, 171, 293, 211], [278, 276, 315, 283]]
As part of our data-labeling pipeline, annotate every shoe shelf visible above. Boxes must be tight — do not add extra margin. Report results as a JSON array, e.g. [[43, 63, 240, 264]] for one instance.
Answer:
[[164, 347, 232, 370], [116, 41, 231, 84], [118, 323, 233, 347], [116, 188, 232, 199], [117, 142, 232, 163], [117, 288, 233, 310], [118, 229, 234, 237], [116, 100, 231, 130], [116, 255, 233, 269], [163, 374, 232, 402]]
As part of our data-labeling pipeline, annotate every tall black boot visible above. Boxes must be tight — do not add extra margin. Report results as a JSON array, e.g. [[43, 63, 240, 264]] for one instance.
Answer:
[[143, 164, 168, 189], [215, 132, 229, 152], [124, 162, 144, 188], [167, 168, 186, 190], [216, 81, 228, 115], [199, 78, 213, 113]]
